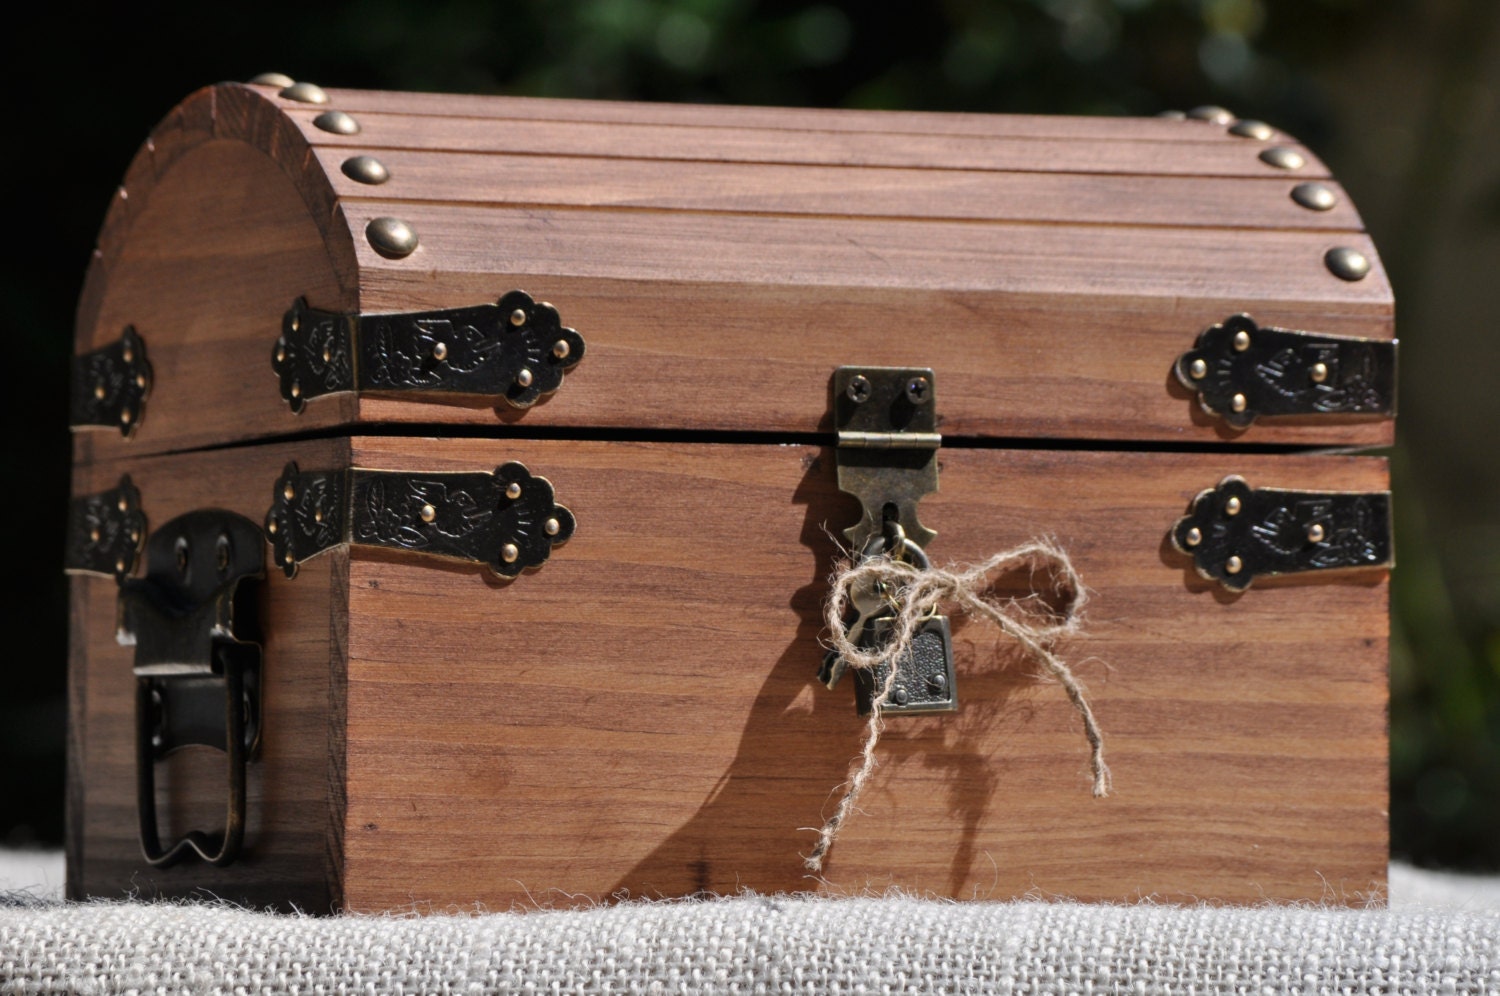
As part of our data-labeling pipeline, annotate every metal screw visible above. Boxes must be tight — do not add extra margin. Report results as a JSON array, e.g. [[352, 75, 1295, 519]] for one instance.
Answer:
[[506, 482, 522, 500], [341, 155, 390, 185], [545, 517, 560, 536], [846, 374, 872, 403], [1291, 182, 1337, 212], [904, 375, 931, 405], [1307, 523, 1326, 544], [517, 368, 534, 388], [278, 81, 330, 105], [510, 308, 527, 326], [552, 339, 570, 359], [1189, 358, 1207, 380], [420, 503, 436, 523], [1229, 119, 1273, 140], [1259, 147, 1306, 170], [1225, 555, 1244, 575], [501, 543, 520, 564], [1185, 526, 1202, 547], [928, 672, 947, 692], [892, 688, 910, 706], [313, 110, 361, 136], [432, 341, 448, 362], [1233, 329, 1251, 352], [1231, 393, 1247, 413], [1226, 496, 1242, 516], [1325, 247, 1371, 282], [1310, 362, 1329, 384], [366, 217, 418, 259]]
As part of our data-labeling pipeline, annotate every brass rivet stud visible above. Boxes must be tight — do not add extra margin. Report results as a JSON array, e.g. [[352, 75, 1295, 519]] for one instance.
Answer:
[[501, 543, 519, 564], [119, 409, 132, 425], [1325, 247, 1371, 282], [552, 339, 570, 360], [268, 520, 278, 534], [135, 374, 147, 389], [1185, 526, 1202, 547], [285, 552, 295, 565], [1187, 105, 1234, 124], [341, 155, 390, 185], [284, 483, 295, 501], [1189, 358, 1208, 380], [1226, 496, 1242, 516], [545, 517, 560, 536], [1307, 522, 1326, 544], [314, 508, 323, 523], [419, 503, 436, 523], [517, 368, 534, 388], [506, 482, 523, 500], [322, 344, 332, 363], [279, 81, 330, 105], [290, 381, 302, 399], [290, 315, 300, 333], [1233, 329, 1251, 351], [313, 110, 361, 136], [366, 217, 418, 259], [130, 529, 138, 542], [1310, 362, 1329, 384], [118, 497, 129, 513], [1231, 393, 1247, 413], [116, 558, 127, 574], [122, 346, 134, 363], [1229, 119, 1274, 140], [90, 528, 101, 543], [1157, 110, 1186, 120], [510, 308, 527, 327], [432, 341, 448, 362], [94, 383, 107, 400], [249, 72, 296, 87], [1225, 555, 1243, 575], [276, 344, 286, 363], [1291, 181, 1337, 212], [1259, 146, 1306, 170]]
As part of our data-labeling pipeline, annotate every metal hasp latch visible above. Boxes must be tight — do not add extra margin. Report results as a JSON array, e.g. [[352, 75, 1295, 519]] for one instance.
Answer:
[[71, 326, 152, 437], [822, 367, 956, 715], [266, 462, 575, 580], [272, 290, 585, 412], [1175, 314, 1397, 427], [116, 511, 265, 867], [1171, 476, 1393, 591]]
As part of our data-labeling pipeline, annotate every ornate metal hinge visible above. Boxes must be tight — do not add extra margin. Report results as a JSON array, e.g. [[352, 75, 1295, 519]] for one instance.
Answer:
[[71, 327, 152, 436], [823, 367, 955, 715], [116, 511, 266, 867], [65, 476, 146, 580], [272, 290, 585, 412], [1171, 476, 1393, 590], [265, 462, 576, 580], [1175, 314, 1397, 427]]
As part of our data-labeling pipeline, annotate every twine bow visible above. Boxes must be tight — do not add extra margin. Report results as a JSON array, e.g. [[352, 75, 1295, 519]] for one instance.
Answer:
[[806, 539, 1110, 872]]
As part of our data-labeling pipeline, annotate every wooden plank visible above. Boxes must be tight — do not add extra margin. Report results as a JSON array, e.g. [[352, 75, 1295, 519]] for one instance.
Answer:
[[77, 132, 358, 460], [315, 148, 1361, 231], [70, 438, 349, 911], [296, 85, 1294, 147], [339, 436, 1388, 909], [287, 107, 1330, 179]]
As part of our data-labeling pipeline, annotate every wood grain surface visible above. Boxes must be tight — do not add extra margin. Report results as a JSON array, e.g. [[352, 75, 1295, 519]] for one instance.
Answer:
[[69, 439, 349, 911], [336, 436, 1387, 910], [79, 82, 1392, 458]]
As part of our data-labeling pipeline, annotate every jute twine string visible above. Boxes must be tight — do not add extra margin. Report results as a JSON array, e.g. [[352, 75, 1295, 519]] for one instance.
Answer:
[[806, 539, 1110, 873]]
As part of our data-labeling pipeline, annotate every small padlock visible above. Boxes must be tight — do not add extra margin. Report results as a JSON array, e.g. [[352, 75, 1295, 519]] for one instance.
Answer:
[[854, 615, 957, 715]]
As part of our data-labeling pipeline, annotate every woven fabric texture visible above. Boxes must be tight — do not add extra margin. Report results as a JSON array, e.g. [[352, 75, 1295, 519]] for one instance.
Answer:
[[3, 895, 1498, 994]]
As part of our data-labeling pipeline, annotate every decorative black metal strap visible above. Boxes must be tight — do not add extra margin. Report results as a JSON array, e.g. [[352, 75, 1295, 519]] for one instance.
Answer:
[[65, 476, 146, 580], [1171, 476, 1393, 591], [1175, 314, 1397, 428], [71, 327, 152, 436], [272, 290, 585, 413], [117, 510, 266, 867], [266, 461, 575, 580]]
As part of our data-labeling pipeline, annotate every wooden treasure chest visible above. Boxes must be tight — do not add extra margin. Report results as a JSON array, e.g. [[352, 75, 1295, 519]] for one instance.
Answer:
[[66, 79, 1397, 912]]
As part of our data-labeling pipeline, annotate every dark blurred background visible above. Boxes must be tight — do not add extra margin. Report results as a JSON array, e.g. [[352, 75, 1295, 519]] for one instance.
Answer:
[[6, 0, 1496, 870]]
